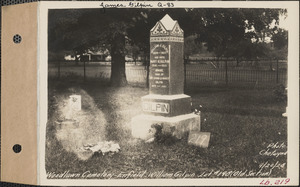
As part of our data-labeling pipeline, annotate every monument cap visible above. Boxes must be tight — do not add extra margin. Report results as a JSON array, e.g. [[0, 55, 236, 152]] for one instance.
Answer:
[[150, 14, 184, 37]]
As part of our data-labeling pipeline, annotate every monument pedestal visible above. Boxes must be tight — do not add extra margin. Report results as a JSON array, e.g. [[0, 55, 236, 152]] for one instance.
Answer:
[[131, 113, 200, 140]]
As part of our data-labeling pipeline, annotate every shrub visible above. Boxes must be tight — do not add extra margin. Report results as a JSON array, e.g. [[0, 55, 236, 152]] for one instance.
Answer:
[[152, 123, 178, 145]]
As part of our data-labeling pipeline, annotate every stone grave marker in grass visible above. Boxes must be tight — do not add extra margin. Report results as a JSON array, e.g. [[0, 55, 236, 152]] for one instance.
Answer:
[[188, 131, 211, 148], [65, 95, 82, 120], [69, 95, 81, 111], [132, 14, 209, 145]]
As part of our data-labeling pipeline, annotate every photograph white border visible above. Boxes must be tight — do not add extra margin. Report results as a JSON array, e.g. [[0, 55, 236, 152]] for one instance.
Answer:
[[38, 1, 299, 186]]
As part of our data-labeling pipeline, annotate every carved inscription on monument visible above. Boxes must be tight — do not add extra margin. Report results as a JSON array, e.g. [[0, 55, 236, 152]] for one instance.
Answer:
[[142, 102, 170, 114], [150, 43, 170, 94]]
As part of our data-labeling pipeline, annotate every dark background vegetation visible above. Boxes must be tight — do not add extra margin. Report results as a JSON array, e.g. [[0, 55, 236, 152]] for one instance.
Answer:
[[48, 7, 288, 86]]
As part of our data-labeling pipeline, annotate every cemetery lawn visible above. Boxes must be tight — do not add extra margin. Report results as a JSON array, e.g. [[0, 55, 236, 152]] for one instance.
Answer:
[[46, 80, 287, 179]]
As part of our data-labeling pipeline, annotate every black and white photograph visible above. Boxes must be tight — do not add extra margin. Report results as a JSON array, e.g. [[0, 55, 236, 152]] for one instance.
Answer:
[[39, 1, 298, 185]]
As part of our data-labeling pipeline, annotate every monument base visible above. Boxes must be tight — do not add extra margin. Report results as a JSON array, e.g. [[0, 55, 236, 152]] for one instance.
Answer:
[[131, 113, 200, 140]]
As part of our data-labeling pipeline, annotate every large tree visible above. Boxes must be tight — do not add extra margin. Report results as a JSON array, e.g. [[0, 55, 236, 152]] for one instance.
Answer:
[[49, 9, 147, 86]]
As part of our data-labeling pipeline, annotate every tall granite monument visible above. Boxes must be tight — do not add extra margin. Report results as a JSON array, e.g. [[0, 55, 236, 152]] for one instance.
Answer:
[[132, 14, 200, 140]]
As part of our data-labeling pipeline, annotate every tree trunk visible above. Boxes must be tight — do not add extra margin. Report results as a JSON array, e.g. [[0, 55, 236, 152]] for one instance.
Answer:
[[83, 60, 86, 82], [110, 34, 127, 87]]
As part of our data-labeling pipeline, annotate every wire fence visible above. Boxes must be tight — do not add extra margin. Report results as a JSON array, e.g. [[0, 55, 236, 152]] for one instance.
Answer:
[[48, 58, 287, 89]]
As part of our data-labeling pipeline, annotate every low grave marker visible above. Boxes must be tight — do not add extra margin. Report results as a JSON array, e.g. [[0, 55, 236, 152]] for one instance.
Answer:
[[188, 131, 211, 148], [65, 95, 81, 119]]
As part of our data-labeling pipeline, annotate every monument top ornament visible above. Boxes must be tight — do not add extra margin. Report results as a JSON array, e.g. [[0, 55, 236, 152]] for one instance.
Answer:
[[150, 14, 184, 37]]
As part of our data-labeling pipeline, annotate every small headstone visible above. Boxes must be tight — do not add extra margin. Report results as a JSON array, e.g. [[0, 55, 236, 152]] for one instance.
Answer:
[[69, 95, 81, 111], [65, 95, 81, 119], [188, 131, 211, 148], [282, 87, 288, 118]]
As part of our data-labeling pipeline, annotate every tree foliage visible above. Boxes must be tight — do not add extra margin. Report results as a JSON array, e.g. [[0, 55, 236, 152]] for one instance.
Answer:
[[272, 28, 288, 50], [184, 35, 202, 59], [195, 9, 285, 59], [48, 8, 287, 86]]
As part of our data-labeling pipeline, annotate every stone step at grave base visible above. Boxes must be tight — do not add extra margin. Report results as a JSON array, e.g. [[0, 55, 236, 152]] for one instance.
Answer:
[[131, 113, 200, 141]]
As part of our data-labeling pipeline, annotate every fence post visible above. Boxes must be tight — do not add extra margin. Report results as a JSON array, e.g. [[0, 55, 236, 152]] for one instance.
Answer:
[[58, 61, 61, 79], [146, 57, 150, 88], [269, 58, 273, 71], [225, 58, 228, 86], [184, 58, 187, 92], [83, 61, 86, 81], [276, 58, 279, 84]]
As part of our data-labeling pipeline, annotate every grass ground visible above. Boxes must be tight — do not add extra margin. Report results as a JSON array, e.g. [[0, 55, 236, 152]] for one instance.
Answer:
[[46, 79, 287, 179]]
